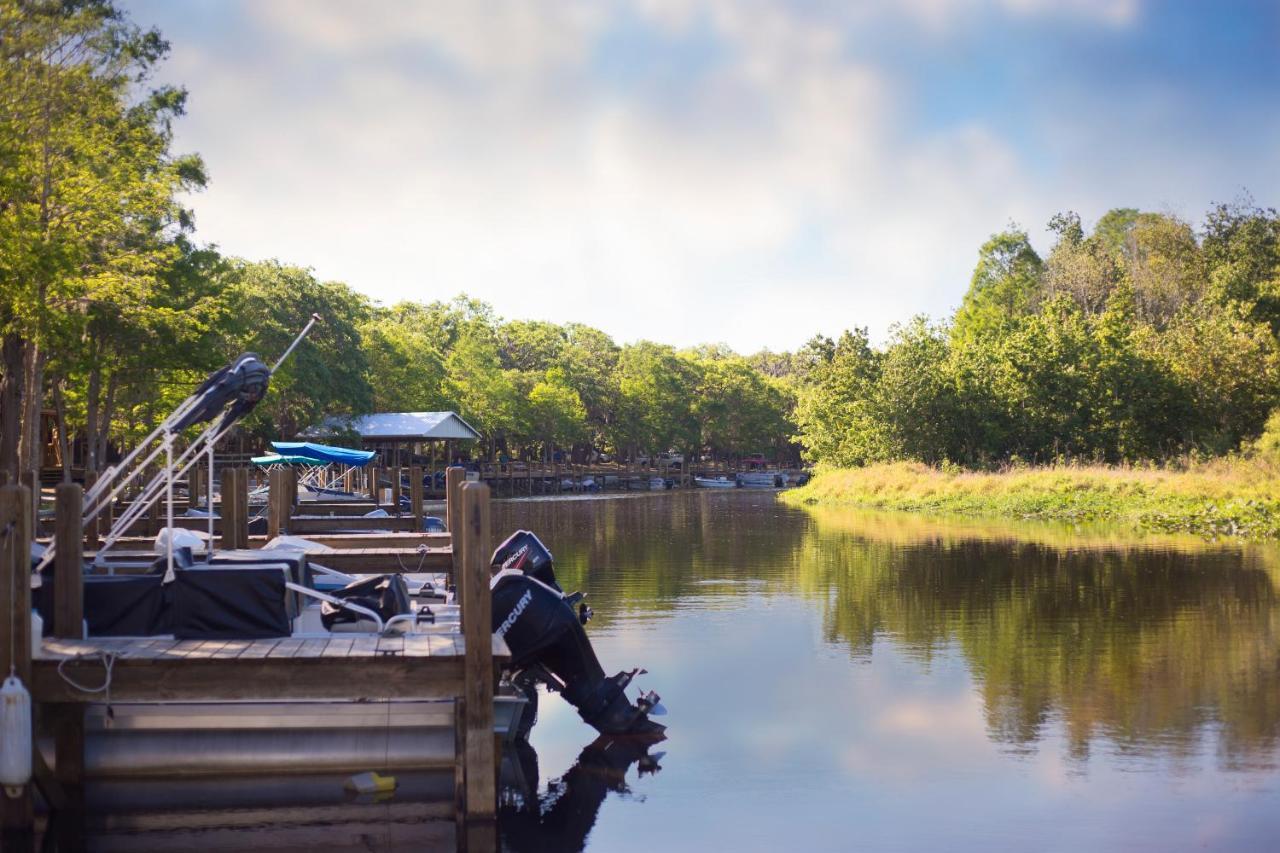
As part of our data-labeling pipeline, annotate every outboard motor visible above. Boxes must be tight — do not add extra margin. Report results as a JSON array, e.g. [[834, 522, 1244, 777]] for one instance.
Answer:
[[491, 530, 665, 738]]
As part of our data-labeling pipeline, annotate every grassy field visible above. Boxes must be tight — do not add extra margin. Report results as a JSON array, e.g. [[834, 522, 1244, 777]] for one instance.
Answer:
[[781, 457, 1280, 540]]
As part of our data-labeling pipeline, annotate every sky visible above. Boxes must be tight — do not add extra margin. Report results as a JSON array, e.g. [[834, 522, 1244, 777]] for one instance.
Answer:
[[123, 0, 1280, 353]]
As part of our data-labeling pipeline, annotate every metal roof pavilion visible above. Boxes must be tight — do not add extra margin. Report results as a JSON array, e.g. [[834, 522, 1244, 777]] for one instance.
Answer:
[[308, 411, 482, 442]]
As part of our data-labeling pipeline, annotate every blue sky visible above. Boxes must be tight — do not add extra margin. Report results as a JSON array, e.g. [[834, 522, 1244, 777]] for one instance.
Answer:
[[124, 0, 1280, 352]]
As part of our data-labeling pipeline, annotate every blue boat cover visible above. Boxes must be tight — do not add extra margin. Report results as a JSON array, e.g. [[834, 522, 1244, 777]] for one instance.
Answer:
[[270, 441, 375, 467]]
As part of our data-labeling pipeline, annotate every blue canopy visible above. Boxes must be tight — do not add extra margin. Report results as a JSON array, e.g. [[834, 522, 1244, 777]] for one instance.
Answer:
[[270, 441, 376, 467]]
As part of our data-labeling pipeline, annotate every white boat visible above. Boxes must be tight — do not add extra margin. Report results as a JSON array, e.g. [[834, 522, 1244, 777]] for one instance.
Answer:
[[694, 476, 738, 489], [649, 477, 669, 490], [737, 471, 780, 488]]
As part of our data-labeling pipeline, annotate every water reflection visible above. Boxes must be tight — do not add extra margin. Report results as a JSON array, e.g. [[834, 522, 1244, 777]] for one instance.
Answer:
[[499, 736, 665, 853], [494, 493, 1280, 771]]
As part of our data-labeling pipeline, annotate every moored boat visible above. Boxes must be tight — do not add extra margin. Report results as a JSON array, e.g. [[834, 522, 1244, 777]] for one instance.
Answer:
[[694, 476, 738, 489]]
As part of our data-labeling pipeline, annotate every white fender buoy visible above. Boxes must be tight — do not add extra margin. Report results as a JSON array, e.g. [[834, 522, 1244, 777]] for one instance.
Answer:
[[0, 671, 32, 798]]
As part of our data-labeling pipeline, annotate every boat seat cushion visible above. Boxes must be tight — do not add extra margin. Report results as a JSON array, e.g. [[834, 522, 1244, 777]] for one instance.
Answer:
[[83, 575, 172, 636], [171, 564, 293, 639]]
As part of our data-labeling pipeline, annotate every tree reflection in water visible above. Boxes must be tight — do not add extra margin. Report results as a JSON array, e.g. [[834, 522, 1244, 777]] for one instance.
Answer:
[[494, 494, 1280, 770]]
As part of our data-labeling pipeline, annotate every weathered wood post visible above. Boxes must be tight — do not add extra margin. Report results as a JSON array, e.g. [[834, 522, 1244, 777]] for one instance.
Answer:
[[267, 468, 285, 539], [390, 466, 402, 511], [446, 467, 464, 534], [53, 485, 83, 639], [19, 471, 36, 536], [220, 467, 248, 550], [286, 467, 298, 513], [457, 481, 495, 823], [367, 465, 380, 501], [410, 465, 424, 532], [52, 484, 86, 810], [0, 484, 33, 833], [189, 466, 203, 512]]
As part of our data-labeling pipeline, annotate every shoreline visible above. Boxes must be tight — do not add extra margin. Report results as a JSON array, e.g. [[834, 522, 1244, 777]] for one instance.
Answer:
[[779, 460, 1280, 541]]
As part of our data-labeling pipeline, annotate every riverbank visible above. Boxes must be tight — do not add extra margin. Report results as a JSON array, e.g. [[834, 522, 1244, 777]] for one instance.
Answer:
[[780, 459, 1280, 540]]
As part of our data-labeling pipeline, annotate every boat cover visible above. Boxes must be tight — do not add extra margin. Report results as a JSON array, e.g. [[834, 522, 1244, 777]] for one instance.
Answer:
[[171, 565, 293, 639], [269, 441, 375, 467], [251, 453, 315, 466]]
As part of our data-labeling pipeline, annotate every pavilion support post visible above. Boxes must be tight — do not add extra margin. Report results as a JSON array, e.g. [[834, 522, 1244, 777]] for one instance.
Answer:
[[0, 484, 33, 834], [457, 482, 495, 823], [410, 465, 424, 532]]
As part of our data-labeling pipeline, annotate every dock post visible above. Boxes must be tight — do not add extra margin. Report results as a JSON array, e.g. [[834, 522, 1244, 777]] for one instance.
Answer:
[[390, 466, 402, 510], [53, 485, 83, 639], [236, 468, 250, 548], [446, 467, 464, 596], [52, 486, 87, 812], [457, 482, 495, 823], [286, 467, 298, 514], [446, 467, 464, 534], [410, 466, 424, 531], [0, 484, 33, 835], [267, 468, 285, 539], [221, 467, 248, 550], [367, 465, 380, 501]]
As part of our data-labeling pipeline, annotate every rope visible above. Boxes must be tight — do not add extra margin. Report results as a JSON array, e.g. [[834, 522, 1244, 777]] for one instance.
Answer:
[[395, 544, 430, 574], [57, 650, 118, 725]]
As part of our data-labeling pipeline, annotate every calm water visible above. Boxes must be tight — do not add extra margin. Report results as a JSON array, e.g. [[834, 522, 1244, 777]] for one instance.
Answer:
[[492, 490, 1280, 853]]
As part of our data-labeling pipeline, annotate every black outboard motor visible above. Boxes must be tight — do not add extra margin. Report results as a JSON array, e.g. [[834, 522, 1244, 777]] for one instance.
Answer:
[[491, 530, 665, 738]]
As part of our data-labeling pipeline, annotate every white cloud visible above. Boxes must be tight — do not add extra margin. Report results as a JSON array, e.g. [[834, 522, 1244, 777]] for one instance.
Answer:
[[145, 0, 1181, 352]]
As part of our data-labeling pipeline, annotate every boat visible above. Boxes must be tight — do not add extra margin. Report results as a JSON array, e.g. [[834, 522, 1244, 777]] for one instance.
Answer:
[[649, 477, 669, 490], [737, 471, 781, 488], [31, 343, 665, 779], [694, 476, 738, 489]]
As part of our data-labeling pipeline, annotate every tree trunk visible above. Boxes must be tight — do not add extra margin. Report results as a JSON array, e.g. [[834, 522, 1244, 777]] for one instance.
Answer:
[[17, 340, 46, 476], [53, 380, 70, 482], [85, 348, 101, 473], [0, 333, 21, 481], [98, 371, 118, 468]]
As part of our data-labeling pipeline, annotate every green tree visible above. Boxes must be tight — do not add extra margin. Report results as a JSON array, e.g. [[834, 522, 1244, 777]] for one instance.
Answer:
[[217, 260, 372, 440], [0, 0, 204, 476], [952, 228, 1043, 343]]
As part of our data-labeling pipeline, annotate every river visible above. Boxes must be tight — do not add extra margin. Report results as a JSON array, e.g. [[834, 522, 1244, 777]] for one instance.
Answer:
[[491, 490, 1280, 852]]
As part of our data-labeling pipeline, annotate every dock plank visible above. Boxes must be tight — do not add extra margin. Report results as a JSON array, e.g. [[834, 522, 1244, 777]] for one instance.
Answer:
[[321, 638, 354, 658], [236, 638, 282, 659], [268, 638, 304, 658]]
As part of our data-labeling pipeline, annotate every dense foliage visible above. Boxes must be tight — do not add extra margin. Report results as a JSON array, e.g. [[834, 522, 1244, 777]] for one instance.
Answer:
[[794, 205, 1280, 466]]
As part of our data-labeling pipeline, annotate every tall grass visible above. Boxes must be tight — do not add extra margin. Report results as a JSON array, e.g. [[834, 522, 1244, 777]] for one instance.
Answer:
[[781, 455, 1280, 540]]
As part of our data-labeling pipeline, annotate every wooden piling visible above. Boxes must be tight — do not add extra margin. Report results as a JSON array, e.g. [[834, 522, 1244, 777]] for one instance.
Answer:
[[410, 465, 424, 531], [0, 484, 33, 832], [390, 466, 402, 510], [53, 484, 83, 639], [457, 482, 495, 821], [50, 486, 87, 811], [267, 468, 286, 539], [221, 467, 248, 550], [446, 467, 464, 534], [367, 465, 380, 500]]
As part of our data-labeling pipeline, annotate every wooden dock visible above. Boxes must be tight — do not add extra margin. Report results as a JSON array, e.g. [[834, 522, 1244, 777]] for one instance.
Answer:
[[0, 467, 501, 848]]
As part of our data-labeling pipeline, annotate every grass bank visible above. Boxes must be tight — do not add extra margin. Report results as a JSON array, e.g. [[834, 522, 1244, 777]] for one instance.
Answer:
[[780, 458, 1280, 540]]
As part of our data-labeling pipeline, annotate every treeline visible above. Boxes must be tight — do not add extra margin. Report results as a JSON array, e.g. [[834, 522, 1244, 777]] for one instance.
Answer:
[[5, 2, 1280, 481], [792, 205, 1280, 467]]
